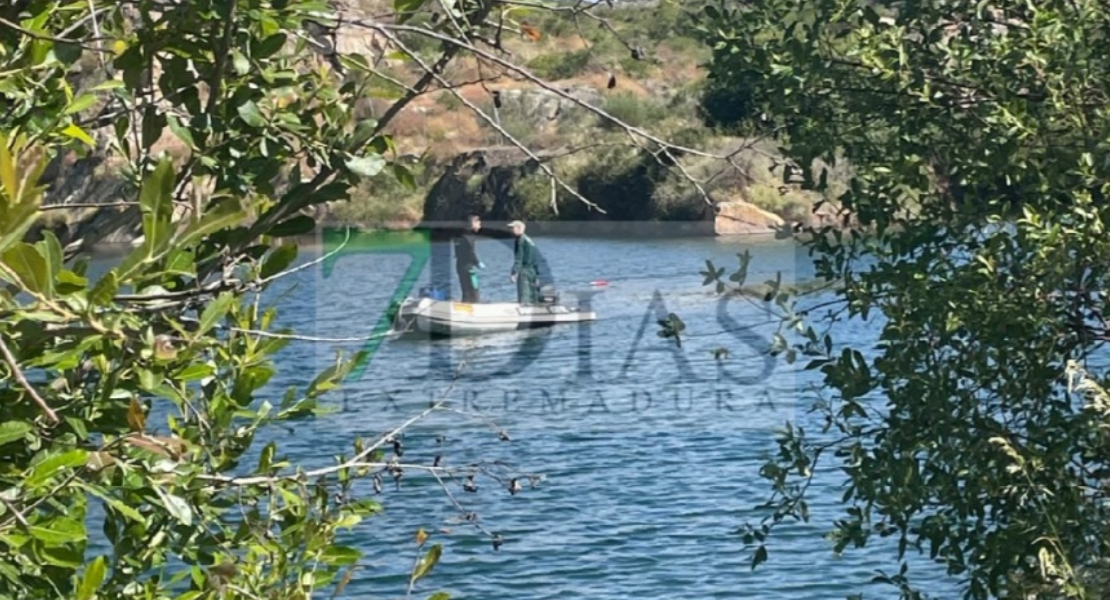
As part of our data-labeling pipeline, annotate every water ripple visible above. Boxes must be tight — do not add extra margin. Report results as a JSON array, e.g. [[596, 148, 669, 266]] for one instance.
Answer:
[[230, 236, 961, 599]]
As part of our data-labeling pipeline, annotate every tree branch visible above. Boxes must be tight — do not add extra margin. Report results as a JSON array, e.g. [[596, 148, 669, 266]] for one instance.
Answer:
[[0, 16, 112, 52], [378, 27, 605, 214], [0, 333, 59, 423], [201, 366, 467, 487], [368, 24, 738, 160], [39, 202, 139, 210], [368, 10, 493, 137], [205, 0, 240, 115]]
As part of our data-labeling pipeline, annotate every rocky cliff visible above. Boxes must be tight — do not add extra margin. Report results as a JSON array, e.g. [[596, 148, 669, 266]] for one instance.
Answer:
[[29, 0, 846, 244]]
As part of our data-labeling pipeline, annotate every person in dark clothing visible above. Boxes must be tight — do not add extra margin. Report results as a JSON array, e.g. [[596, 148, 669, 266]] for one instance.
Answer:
[[453, 215, 484, 302], [508, 220, 540, 304]]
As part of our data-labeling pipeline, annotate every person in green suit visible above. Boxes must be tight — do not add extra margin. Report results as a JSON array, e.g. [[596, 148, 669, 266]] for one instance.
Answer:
[[508, 220, 539, 305]]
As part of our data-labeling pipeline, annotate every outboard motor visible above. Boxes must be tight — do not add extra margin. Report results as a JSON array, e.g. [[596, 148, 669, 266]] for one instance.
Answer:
[[538, 284, 559, 305]]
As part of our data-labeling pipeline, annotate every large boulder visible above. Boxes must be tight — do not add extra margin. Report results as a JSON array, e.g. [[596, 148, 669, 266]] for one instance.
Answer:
[[494, 86, 603, 128], [28, 145, 140, 247], [713, 201, 785, 235], [421, 147, 543, 225]]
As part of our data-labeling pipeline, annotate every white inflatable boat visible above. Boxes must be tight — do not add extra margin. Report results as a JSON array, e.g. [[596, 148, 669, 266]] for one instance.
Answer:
[[392, 285, 597, 337]]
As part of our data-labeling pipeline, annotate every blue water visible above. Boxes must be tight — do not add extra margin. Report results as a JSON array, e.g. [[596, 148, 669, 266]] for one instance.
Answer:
[[92, 231, 957, 599]]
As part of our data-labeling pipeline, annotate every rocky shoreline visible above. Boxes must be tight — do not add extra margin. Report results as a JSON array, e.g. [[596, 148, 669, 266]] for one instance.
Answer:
[[37, 145, 841, 247]]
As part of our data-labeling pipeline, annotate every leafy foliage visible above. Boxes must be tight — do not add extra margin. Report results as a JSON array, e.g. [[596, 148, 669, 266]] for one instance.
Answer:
[[525, 49, 592, 81], [693, 0, 1110, 598], [0, 0, 542, 598]]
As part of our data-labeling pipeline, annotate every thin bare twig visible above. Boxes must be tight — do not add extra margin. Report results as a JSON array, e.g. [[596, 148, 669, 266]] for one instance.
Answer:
[[201, 364, 467, 487], [38, 202, 139, 210], [430, 469, 497, 537], [256, 226, 351, 287], [343, 19, 769, 209], [114, 279, 236, 303], [227, 327, 404, 343], [0, 16, 112, 52], [366, 3, 494, 138], [0, 334, 60, 423], [362, 23, 726, 161], [379, 28, 604, 214], [0, 497, 29, 528]]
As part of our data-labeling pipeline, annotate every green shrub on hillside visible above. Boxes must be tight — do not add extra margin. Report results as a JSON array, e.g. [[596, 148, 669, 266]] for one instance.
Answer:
[[332, 161, 432, 227], [618, 55, 653, 78], [527, 49, 592, 80], [512, 170, 560, 220], [473, 98, 547, 147], [600, 91, 666, 130], [649, 176, 711, 220], [574, 146, 661, 219], [744, 183, 812, 220], [594, 0, 707, 44], [435, 92, 464, 111]]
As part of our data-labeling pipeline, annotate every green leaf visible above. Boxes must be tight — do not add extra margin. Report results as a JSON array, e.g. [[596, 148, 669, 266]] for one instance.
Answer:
[[77, 556, 107, 600], [141, 104, 166, 149], [38, 544, 83, 568], [321, 545, 361, 566], [426, 593, 451, 600], [28, 517, 86, 546], [176, 363, 215, 381], [752, 544, 768, 569], [237, 100, 267, 127], [166, 114, 196, 149], [117, 158, 175, 279], [258, 441, 276, 471], [232, 49, 250, 75], [140, 157, 175, 226], [0, 133, 17, 199], [176, 197, 246, 248], [253, 33, 287, 58], [269, 215, 316, 237], [64, 94, 98, 115], [0, 422, 31, 447], [26, 450, 88, 489], [89, 271, 119, 306], [56, 270, 88, 294], [394, 0, 429, 23], [105, 497, 145, 523], [55, 41, 82, 65], [91, 79, 125, 92], [338, 53, 372, 74], [35, 229, 63, 285], [197, 292, 235, 337], [2, 243, 50, 295], [61, 123, 95, 147], [393, 163, 416, 190], [154, 486, 193, 525], [411, 544, 442, 583], [344, 153, 386, 178], [261, 243, 298, 279], [0, 559, 21, 583], [308, 351, 366, 396]]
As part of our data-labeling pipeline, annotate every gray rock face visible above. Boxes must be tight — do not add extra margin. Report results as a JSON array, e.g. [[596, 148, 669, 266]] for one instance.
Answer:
[[712, 201, 784, 235], [495, 86, 603, 127], [421, 147, 543, 225], [31, 148, 140, 248]]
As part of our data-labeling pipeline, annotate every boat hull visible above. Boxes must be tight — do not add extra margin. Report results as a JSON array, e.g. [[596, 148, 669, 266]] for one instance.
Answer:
[[394, 298, 596, 337]]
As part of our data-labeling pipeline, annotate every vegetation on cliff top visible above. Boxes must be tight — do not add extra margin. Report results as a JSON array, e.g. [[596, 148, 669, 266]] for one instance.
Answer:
[[327, 0, 841, 228], [23, 0, 845, 234]]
